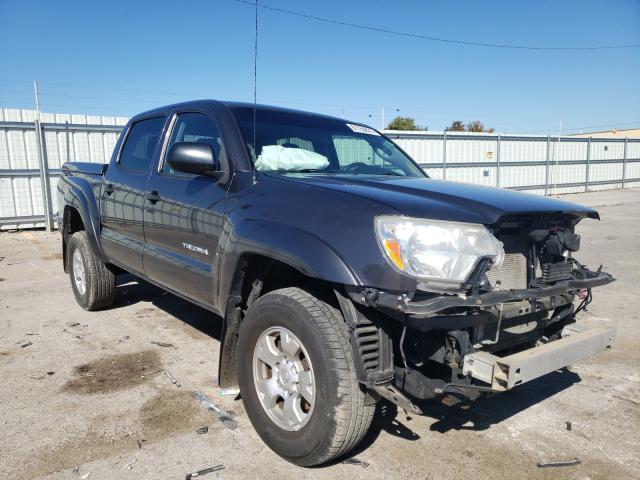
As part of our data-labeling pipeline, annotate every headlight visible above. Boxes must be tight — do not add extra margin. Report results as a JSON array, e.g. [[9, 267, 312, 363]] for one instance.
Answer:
[[375, 216, 504, 291]]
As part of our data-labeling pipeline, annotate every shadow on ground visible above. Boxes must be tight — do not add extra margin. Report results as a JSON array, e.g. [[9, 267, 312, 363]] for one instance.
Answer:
[[113, 274, 223, 341], [421, 368, 581, 433]]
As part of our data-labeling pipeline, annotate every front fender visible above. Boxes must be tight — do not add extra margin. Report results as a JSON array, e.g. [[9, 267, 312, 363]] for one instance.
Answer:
[[218, 219, 361, 302], [216, 219, 361, 387]]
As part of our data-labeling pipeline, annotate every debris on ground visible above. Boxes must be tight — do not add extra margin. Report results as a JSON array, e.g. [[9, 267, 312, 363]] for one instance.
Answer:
[[137, 439, 146, 449], [123, 458, 137, 470], [151, 341, 175, 348], [342, 457, 370, 468], [25, 333, 40, 336], [537, 458, 581, 469], [165, 370, 181, 388], [566, 421, 572, 431], [192, 391, 238, 430], [185, 464, 224, 479], [20, 341, 32, 348], [118, 335, 130, 343], [80, 472, 92, 479], [68, 322, 81, 327], [196, 426, 209, 434], [140, 369, 163, 379], [218, 387, 240, 397], [46, 371, 55, 375]]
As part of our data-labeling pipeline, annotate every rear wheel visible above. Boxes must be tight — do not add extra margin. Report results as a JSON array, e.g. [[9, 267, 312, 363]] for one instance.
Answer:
[[67, 231, 115, 310], [237, 287, 374, 466]]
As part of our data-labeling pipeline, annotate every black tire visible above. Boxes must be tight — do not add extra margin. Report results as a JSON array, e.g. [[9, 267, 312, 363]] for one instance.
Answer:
[[67, 231, 116, 311], [237, 287, 375, 466]]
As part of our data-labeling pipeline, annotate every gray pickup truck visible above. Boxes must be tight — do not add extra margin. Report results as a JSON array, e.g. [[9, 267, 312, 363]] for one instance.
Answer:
[[57, 100, 615, 466]]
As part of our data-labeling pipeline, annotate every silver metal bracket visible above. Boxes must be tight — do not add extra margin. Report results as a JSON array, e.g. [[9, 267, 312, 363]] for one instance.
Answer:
[[463, 326, 615, 391], [371, 383, 422, 415]]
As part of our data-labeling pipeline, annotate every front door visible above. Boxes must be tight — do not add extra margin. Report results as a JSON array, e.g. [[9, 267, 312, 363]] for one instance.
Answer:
[[142, 111, 229, 308], [101, 116, 166, 275]]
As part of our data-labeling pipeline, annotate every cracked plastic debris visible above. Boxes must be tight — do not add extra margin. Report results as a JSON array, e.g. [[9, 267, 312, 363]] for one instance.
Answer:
[[192, 390, 238, 430], [537, 458, 581, 468], [165, 370, 181, 388], [218, 387, 240, 397], [185, 464, 224, 479]]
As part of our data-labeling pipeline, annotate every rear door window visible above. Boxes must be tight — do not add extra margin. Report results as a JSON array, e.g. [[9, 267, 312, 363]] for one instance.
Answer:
[[119, 117, 166, 173]]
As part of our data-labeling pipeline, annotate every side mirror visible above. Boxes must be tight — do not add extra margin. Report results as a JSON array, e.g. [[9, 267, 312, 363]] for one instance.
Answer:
[[167, 142, 221, 177]]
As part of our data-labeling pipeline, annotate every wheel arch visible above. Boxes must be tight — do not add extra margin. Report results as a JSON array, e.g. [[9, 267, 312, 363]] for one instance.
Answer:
[[60, 178, 107, 271], [217, 252, 344, 388]]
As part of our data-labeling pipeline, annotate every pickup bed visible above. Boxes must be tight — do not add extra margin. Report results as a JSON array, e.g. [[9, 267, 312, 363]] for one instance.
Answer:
[[56, 100, 615, 466]]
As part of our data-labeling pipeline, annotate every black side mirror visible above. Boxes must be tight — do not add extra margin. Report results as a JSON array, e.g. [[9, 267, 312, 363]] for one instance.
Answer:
[[167, 142, 221, 177]]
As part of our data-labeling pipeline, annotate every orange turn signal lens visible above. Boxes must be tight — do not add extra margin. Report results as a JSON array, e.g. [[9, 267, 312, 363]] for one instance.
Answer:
[[383, 239, 404, 270]]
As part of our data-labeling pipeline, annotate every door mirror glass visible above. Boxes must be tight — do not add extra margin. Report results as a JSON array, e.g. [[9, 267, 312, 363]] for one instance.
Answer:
[[167, 142, 220, 177]]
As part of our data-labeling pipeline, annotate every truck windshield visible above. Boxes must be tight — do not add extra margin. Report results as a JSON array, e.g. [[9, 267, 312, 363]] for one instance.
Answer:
[[231, 106, 426, 178]]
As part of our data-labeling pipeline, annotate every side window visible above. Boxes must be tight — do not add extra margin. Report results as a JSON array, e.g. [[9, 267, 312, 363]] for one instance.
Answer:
[[163, 112, 224, 175], [119, 117, 165, 172]]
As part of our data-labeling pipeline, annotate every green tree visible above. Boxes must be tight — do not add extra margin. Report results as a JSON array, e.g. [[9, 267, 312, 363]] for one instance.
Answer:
[[445, 120, 465, 132], [387, 116, 423, 131], [466, 120, 485, 132], [445, 120, 494, 132]]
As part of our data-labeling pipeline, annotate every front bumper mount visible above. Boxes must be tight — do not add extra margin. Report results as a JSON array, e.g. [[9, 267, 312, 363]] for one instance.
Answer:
[[462, 325, 616, 391], [366, 270, 614, 318]]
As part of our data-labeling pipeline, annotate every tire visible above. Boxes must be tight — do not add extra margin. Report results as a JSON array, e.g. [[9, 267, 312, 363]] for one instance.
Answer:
[[237, 287, 375, 466], [67, 231, 116, 311]]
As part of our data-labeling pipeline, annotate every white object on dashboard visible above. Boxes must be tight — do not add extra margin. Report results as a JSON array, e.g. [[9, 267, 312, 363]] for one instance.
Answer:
[[255, 145, 329, 171]]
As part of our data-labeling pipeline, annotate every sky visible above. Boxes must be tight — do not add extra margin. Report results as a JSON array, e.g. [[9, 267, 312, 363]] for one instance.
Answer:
[[1, 0, 639, 134]]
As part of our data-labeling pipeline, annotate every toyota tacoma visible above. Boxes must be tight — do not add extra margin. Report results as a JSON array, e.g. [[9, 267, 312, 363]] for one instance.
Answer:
[[56, 100, 615, 466]]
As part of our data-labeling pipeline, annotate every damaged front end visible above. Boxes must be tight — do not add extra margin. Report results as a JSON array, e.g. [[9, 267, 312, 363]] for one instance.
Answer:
[[341, 213, 615, 412]]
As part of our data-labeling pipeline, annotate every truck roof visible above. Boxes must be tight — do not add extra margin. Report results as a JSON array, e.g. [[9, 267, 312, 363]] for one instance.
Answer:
[[129, 99, 352, 125]]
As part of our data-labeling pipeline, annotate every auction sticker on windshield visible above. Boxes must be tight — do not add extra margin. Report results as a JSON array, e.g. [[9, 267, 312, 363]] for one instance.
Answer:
[[346, 123, 380, 136]]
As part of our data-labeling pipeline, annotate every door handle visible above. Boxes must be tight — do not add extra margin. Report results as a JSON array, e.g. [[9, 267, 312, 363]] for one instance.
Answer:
[[145, 190, 161, 203], [104, 183, 114, 195]]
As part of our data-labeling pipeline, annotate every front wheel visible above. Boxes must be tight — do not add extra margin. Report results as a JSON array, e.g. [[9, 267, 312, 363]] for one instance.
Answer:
[[67, 231, 116, 311], [237, 287, 375, 466]]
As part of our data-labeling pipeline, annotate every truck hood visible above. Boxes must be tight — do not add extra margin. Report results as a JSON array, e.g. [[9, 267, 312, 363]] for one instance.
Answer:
[[271, 174, 599, 224]]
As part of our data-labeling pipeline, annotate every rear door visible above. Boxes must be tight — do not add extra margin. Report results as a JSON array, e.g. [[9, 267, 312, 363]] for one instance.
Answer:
[[101, 116, 167, 274], [142, 111, 229, 308]]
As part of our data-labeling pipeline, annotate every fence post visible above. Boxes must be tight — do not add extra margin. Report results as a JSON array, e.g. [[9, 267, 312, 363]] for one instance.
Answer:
[[622, 137, 628, 189], [496, 134, 501, 188], [442, 131, 447, 180], [34, 119, 53, 232], [585, 138, 591, 193], [544, 135, 550, 196], [65, 120, 71, 163]]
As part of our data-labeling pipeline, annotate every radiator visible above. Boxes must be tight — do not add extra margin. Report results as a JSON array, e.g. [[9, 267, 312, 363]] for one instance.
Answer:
[[486, 235, 528, 290]]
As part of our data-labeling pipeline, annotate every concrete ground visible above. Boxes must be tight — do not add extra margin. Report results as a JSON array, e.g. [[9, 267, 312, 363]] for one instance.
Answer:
[[0, 188, 638, 480]]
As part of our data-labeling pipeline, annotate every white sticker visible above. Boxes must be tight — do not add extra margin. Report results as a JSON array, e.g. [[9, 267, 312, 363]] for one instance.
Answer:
[[346, 123, 380, 136]]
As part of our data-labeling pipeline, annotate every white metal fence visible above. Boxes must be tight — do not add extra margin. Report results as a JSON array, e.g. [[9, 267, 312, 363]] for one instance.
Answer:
[[1, 108, 639, 230], [0, 109, 127, 229]]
